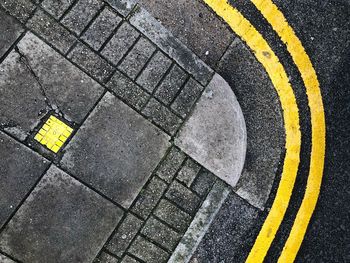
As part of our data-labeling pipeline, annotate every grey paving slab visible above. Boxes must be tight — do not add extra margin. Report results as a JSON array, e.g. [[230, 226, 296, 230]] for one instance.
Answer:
[[68, 41, 115, 83], [106, 70, 150, 110], [41, 0, 75, 19], [154, 64, 188, 105], [171, 78, 204, 118], [217, 39, 284, 209], [105, 0, 137, 17], [0, 165, 123, 263], [128, 236, 169, 263], [142, 98, 182, 135], [129, 7, 213, 86], [131, 176, 167, 219], [141, 216, 182, 251], [153, 199, 192, 233], [61, 92, 171, 208], [62, 0, 103, 35], [175, 73, 247, 188], [0, 253, 16, 263], [0, 132, 49, 229], [0, 32, 103, 140], [0, 0, 36, 23], [118, 37, 156, 79], [102, 22, 139, 65], [136, 51, 172, 93], [0, 9, 24, 59], [82, 7, 122, 51], [27, 9, 77, 54], [165, 181, 201, 214], [137, 0, 234, 68], [106, 213, 143, 257]]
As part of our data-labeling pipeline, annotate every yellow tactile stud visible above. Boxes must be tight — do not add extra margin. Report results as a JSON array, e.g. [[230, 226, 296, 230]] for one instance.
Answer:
[[34, 115, 73, 153]]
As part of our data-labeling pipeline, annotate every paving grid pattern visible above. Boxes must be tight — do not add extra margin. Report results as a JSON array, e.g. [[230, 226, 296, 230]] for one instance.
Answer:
[[0, 0, 224, 262]]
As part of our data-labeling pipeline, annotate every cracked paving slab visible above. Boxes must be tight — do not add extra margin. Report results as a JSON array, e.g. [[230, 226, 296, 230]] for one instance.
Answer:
[[0, 32, 103, 141]]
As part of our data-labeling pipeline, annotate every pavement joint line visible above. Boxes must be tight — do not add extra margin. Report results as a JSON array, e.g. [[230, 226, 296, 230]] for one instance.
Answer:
[[57, 0, 80, 22], [0, 163, 52, 234], [0, 251, 21, 263], [168, 180, 231, 263]]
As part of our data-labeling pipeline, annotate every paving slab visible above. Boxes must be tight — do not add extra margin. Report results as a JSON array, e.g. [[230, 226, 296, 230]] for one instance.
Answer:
[[175, 73, 247, 188], [0, 131, 49, 229], [0, 253, 16, 263], [61, 92, 171, 208], [0, 32, 103, 140], [0, 9, 24, 59], [0, 165, 123, 263]]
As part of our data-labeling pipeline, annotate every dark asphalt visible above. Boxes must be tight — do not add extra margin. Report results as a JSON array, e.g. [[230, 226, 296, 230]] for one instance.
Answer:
[[139, 0, 350, 262]]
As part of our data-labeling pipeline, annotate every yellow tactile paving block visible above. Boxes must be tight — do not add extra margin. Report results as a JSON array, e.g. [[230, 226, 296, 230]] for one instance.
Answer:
[[34, 115, 73, 153]]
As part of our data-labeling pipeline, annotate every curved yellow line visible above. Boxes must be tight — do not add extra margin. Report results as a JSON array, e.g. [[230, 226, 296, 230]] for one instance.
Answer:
[[202, 0, 301, 262], [250, 0, 326, 262]]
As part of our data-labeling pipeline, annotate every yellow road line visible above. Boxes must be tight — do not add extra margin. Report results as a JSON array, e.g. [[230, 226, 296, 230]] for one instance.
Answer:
[[202, 0, 301, 262], [250, 0, 326, 261]]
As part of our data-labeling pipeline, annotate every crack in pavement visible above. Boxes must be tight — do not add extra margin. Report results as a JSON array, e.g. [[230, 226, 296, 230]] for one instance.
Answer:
[[14, 46, 63, 116]]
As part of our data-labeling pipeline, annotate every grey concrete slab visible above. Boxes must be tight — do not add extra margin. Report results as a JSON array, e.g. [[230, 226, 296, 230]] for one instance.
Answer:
[[0, 253, 16, 263], [137, 0, 234, 69], [0, 9, 24, 59], [175, 73, 247, 188], [0, 165, 123, 263], [0, 131, 49, 228], [217, 39, 284, 209], [61, 92, 170, 208], [0, 32, 103, 140], [129, 6, 213, 86]]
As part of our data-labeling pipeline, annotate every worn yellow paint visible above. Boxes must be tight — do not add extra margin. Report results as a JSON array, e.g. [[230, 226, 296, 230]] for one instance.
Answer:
[[202, 0, 301, 262], [250, 0, 326, 261], [35, 115, 73, 153]]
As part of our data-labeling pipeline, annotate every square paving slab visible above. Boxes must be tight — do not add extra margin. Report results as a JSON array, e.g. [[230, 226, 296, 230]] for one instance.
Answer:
[[61, 92, 171, 208], [0, 32, 103, 141], [0, 131, 49, 229], [0, 9, 24, 58], [0, 165, 123, 263]]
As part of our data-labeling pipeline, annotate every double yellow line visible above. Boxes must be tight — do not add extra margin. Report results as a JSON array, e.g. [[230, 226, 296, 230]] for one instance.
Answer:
[[203, 0, 326, 262]]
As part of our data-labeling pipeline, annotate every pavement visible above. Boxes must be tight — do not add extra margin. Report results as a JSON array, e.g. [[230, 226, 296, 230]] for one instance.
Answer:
[[0, 0, 349, 263]]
